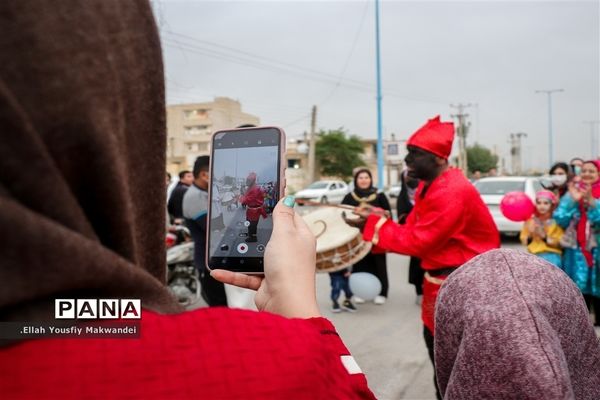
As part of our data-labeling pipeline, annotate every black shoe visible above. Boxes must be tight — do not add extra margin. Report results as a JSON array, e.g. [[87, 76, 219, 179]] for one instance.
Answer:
[[332, 301, 341, 313], [342, 299, 357, 312], [245, 237, 258, 243]]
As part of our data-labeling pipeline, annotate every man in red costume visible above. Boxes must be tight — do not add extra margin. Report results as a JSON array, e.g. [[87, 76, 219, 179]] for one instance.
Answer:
[[240, 172, 267, 243], [347, 116, 500, 399]]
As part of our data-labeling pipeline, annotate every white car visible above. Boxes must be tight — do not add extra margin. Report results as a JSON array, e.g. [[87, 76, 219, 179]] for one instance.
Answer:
[[295, 180, 349, 204], [386, 184, 402, 198], [474, 176, 543, 236]]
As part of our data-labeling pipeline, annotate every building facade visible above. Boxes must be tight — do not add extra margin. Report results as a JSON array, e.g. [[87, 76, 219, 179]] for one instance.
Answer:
[[285, 135, 406, 193], [166, 97, 259, 173]]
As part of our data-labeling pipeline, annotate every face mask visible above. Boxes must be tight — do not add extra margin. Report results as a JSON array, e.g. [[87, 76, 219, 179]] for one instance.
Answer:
[[572, 165, 582, 176], [550, 174, 567, 186]]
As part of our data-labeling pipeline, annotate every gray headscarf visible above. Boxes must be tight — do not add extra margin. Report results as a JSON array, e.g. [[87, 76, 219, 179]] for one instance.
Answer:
[[435, 249, 600, 400]]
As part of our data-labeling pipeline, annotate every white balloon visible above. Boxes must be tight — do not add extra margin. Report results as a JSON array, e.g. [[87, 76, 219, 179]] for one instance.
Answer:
[[349, 272, 382, 301]]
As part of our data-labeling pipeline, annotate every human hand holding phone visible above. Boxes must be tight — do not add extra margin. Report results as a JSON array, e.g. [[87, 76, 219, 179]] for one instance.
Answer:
[[207, 127, 285, 274], [211, 196, 321, 319]]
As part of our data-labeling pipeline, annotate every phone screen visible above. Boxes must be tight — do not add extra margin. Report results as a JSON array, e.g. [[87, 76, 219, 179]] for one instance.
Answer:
[[207, 127, 283, 273]]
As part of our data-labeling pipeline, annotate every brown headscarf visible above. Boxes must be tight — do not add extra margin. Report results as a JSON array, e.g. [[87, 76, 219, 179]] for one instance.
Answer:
[[435, 249, 600, 400], [0, 0, 181, 322]]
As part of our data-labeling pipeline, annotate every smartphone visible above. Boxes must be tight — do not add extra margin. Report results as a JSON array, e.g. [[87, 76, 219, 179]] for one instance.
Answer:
[[206, 126, 286, 274]]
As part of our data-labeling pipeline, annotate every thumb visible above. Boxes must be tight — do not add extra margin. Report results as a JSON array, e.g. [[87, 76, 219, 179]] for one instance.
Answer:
[[271, 196, 296, 235]]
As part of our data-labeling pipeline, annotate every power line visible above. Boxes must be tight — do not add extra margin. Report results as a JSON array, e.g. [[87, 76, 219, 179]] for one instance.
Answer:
[[162, 32, 372, 89], [161, 39, 374, 92], [318, 1, 370, 107], [161, 30, 450, 105]]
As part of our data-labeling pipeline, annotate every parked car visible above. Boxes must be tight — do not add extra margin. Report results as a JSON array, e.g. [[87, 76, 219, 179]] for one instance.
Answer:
[[295, 180, 349, 204], [386, 184, 402, 198], [474, 176, 543, 236]]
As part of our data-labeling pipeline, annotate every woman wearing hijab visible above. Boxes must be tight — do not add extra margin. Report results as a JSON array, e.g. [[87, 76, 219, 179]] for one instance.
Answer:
[[435, 249, 600, 400], [342, 168, 391, 304], [553, 160, 600, 324], [542, 162, 571, 199], [570, 157, 584, 177], [0, 2, 375, 398], [397, 169, 424, 303]]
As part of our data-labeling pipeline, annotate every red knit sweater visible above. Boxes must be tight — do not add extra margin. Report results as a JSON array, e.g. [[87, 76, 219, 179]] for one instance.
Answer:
[[0, 308, 375, 399]]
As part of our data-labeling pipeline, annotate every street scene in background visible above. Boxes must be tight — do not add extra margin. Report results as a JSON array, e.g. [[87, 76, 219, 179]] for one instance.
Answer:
[[158, 1, 599, 399]]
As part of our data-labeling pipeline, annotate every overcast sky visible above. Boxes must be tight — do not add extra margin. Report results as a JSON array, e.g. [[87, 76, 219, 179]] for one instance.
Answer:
[[213, 146, 279, 182], [153, 0, 599, 172]]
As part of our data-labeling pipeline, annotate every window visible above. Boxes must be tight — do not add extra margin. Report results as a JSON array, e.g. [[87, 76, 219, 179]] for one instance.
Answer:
[[288, 159, 301, 169], [475, 180, 525, 195], [183, 109, 208, 120], [307, 182, 329, 189], [185, 142, 208, 152], [387, 144, 398, 155], [184, 125, 210, 136]]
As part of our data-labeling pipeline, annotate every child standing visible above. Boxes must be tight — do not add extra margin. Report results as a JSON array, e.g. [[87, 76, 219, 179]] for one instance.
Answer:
[[520, 190, 564, 267], [328, 268, 356, 313]]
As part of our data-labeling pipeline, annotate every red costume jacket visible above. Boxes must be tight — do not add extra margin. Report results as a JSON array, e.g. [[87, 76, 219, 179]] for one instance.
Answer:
[[241, 185, 267, 222], [363, 168, 500, 332], [0, 308, 375, 399]]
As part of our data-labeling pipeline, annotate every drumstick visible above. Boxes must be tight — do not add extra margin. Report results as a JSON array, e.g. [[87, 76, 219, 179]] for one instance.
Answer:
[[295, 199, 356, 210]]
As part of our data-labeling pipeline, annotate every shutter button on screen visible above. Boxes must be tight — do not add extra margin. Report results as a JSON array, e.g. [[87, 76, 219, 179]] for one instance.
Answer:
[[237, 243, 249, 254]]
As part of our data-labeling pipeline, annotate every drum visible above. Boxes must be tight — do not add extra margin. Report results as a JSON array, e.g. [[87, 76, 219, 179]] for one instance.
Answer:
[[302, 207, 372, 273]]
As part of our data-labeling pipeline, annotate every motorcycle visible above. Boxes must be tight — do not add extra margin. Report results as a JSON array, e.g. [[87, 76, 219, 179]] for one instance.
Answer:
[[166, 223, 201, 307]]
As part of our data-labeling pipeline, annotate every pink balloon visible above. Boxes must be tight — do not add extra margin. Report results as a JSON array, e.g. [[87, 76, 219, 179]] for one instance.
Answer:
[[500, 192, 535, 222]]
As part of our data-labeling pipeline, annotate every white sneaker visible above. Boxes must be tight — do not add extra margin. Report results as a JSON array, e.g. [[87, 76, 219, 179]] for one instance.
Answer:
[[353, 296, 366, 304], [374, 295, 386, 305]]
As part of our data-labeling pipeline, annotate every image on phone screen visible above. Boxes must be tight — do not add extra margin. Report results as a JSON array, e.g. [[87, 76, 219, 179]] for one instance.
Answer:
[[207, 128, 283, 273]]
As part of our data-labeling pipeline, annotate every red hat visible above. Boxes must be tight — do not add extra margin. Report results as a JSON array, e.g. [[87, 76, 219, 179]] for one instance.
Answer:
[[406, 115, 455, 159]]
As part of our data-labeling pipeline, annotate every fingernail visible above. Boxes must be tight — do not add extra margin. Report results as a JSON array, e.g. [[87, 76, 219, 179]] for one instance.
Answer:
[[283, 195, 295, 208]]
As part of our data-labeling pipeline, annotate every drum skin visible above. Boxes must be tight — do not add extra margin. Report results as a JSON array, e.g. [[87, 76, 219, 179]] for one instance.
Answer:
[[302, 208, 372, 273]]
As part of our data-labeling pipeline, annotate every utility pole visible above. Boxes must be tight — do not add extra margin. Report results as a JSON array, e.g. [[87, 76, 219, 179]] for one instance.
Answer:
[[535, 89, 563, 166], [492, 145, 499, 172], [509, 132, 527, 175], [450, 103, 472, 173], [583, 120, 600, 159], [374, 0, 384, 189], [307, 105, 317, 184]]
